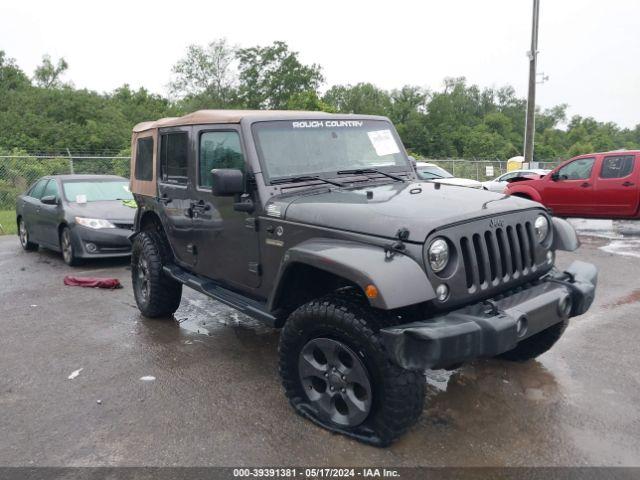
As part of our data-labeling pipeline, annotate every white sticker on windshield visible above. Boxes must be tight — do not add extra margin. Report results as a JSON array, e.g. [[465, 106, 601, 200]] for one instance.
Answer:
[[367, 129, 400, 156], [75, 194, 87, 204]]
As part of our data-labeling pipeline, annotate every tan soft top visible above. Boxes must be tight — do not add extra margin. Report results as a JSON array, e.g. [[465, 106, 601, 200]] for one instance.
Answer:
[[132, 109, 338, 133]]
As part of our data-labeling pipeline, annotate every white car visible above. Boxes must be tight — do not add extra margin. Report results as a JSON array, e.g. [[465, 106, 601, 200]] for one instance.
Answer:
[[414, 162, 482, 189], [481, 169, 550, 192]]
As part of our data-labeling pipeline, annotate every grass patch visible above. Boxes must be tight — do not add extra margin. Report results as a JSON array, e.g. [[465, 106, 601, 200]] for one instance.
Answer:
[[0, 210, 17, 235]]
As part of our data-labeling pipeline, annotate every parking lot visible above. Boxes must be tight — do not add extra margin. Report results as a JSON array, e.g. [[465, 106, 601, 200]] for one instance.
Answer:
[[1, 223, 639, 467]]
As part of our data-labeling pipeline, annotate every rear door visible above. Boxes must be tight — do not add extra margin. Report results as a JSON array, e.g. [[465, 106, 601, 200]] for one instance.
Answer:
[[543, 157, 596, 216], [592, 153, 639, 217], [157, 128, 197, 267], [36, 178, 62, 247]]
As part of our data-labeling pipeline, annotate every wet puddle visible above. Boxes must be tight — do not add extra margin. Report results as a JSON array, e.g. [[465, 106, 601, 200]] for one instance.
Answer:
[[568, 218, 640, 258], [176, 295, 275, 337]]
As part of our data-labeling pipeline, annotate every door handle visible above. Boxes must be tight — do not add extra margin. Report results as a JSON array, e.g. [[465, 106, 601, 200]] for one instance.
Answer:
[[580, 182, 591, 188], [622, 181, 635, 187]]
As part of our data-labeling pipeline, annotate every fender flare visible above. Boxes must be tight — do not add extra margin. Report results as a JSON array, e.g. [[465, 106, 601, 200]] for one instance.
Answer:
[[552, 217, 580, 251], [269, 238, 435, 310], [508, 185, 542, 203]]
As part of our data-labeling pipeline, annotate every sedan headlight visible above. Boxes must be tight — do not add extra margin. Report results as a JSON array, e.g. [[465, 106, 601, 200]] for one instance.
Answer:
[[534, 215, 550, 243], [428, 238, 449, 273], [75, 217, 116, 229]]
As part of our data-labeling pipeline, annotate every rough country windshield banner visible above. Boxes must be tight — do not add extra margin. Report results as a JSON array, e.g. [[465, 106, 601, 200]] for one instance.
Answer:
[[252, 119, 409, 180]]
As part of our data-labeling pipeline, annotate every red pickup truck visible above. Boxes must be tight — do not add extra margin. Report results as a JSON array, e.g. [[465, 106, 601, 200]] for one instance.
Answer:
[[506, 150, 640, 219]]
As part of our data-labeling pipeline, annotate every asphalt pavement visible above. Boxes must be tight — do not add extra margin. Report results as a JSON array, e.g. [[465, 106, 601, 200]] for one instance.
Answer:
[[0, 228, 639, 466]]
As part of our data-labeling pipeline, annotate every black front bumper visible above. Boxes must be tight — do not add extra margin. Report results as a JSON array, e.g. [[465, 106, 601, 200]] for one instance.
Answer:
[[71, 225, 132, 258], [380, 261, 598, 370]]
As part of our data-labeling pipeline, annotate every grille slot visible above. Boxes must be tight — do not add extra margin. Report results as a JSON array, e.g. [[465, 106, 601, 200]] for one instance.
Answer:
[[484, 231, 498, 281], [460, 237, 474, 289], [472, 234, 486, 286], [459, 219, 541, 293]]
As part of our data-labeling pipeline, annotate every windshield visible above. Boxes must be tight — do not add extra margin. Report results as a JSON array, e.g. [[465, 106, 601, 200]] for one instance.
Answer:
[[63, 180, 133, 202], [416, 165, 454, 180], [252, 120, 410, 182]]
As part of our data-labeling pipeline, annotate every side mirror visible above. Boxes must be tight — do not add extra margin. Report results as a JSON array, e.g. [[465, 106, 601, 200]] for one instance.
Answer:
[[211, 169, 244, 196], [41, 195, 58, 205], [550, 172, 560, 181]]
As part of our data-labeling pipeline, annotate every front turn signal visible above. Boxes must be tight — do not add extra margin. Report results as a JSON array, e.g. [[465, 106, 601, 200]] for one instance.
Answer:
[[365, 284, 379, 299]]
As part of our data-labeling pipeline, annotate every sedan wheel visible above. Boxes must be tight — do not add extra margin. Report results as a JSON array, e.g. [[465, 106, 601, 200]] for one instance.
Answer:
[[60, 227, 79, 266], [18, 219, 38, 251]]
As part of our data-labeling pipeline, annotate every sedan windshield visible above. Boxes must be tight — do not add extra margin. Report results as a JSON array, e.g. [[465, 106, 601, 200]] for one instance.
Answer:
[[63, 180, 133, 202], [252, 120, 410, 182], [416, 165, 454, 180]]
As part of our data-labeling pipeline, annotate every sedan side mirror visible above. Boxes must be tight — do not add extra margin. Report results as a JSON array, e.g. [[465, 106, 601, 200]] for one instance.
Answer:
[[41, 195, 58, 205], [211, 169, 244, 197], [550, 172, 560, 181]]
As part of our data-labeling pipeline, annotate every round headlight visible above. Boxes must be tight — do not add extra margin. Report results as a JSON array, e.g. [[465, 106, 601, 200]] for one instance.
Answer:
[[534, 215, 549, 243], [428, 238, 449, 273]]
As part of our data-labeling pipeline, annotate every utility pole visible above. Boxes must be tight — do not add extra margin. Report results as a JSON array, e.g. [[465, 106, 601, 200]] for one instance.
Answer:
[[523, 0, 540, 165]]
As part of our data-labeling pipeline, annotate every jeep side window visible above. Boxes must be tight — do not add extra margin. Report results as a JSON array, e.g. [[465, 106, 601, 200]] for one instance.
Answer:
[[556, 157, 595, 180], [199, 131, 245, 188], [135, 137, 154, 181], [160, 133, 189, 185], [600, 155, 634, 179]]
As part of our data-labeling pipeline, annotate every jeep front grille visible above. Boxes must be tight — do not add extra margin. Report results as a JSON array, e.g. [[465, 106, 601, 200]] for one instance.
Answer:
[[459, 221, 538, 292]]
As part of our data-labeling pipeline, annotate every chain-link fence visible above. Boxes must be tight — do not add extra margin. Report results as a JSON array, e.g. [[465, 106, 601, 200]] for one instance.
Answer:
[[424, 159, 560, 183], [0, 155, 129, 210], [0, 154, 562, 212]]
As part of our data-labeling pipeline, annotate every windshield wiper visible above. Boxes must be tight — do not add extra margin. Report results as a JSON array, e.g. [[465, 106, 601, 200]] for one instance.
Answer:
[[271, 175, 344, 187], [336, 168, 406, 182]]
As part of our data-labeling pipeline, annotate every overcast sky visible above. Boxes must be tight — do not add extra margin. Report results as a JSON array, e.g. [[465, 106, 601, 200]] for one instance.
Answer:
[[1, 0, 639, 128]]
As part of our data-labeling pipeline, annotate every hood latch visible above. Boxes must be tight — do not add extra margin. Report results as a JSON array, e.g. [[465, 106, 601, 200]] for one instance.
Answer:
[[385, 228, 410, 259]]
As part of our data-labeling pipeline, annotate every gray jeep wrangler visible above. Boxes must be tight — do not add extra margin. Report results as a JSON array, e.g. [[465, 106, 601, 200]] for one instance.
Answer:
[[129, 110, 597, 446]]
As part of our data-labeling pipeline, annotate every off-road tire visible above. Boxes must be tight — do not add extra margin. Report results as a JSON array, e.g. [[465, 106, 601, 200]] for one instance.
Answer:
[[498, 319, 568, 361], [279, 291, 425, 447], [18, 218, 38, 251], [60, 226, 81, 266], [131, 231, 182, 318]]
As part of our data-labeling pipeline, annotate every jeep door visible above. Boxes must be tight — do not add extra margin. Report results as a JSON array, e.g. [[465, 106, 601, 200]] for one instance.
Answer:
[[592, 153, 639, 217], [190, 126, 261, 290], [157, 128, 197, 266]]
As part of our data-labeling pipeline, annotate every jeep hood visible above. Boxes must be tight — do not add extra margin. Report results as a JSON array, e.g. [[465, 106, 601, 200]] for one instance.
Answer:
[[267, 182, 543, 242]]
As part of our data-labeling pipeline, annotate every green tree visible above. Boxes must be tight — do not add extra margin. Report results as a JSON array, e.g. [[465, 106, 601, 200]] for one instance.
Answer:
[[0, 51, 30, 91], [236, 41, 323, 109], [33, 55, 68, 88], [169, 39, 238, 105], [323, 83, 391, 116]]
